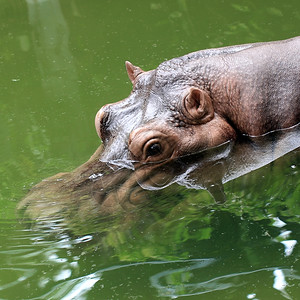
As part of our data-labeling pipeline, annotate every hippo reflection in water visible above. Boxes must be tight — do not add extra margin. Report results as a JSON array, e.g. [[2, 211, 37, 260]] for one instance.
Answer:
[[19, 38, 300, 220], [19, 124, 299, 220], [95, 36, 300, 168]]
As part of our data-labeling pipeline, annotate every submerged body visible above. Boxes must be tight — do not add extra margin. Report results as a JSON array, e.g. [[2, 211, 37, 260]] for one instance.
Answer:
[[95, 37, 300, 166]]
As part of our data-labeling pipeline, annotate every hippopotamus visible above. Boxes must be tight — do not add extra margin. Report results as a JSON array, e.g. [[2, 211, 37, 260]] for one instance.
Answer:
[[95, 36, 300, 168]]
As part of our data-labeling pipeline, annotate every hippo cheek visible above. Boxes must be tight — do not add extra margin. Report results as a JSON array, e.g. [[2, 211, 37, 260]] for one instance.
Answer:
[[177, 116, 237, 155], [128, 128, 179, 164]]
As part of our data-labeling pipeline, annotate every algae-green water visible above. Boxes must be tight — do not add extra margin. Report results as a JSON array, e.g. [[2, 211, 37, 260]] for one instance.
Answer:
[[0, 1, 299, 299]]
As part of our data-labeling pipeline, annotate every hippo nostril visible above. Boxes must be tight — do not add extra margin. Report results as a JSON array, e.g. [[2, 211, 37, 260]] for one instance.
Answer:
[[100, 110, 110, 127], [95, 106, 111, 141]]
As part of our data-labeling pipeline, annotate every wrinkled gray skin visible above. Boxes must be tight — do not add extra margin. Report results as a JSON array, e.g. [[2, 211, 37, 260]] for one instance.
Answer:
[[95, 37, 300, 168]]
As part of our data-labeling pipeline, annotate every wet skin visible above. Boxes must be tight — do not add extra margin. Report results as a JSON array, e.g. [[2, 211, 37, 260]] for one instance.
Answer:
[[95, 37, 300, 167]]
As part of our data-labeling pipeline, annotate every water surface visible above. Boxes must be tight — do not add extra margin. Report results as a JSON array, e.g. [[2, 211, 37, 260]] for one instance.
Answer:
[[0, 0, 299, 299]]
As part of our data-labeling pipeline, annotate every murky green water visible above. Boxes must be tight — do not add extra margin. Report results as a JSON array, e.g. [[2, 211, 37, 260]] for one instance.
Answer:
[[0, 0, 299, 299]]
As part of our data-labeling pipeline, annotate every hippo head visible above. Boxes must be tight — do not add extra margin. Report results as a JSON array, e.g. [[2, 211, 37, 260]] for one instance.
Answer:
[[95, 61, 236, 168]]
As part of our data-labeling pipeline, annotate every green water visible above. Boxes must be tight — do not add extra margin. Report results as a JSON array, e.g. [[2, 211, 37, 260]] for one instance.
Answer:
[[0, 0, 299, 299]]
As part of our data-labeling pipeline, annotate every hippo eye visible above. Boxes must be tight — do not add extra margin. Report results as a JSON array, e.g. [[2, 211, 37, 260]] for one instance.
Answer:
[[145, 142, 162, 157]]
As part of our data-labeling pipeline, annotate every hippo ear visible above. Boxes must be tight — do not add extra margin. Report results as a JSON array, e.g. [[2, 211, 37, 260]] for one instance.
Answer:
[[125, 61, 144, 84], [183, 88, 214, 124]]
